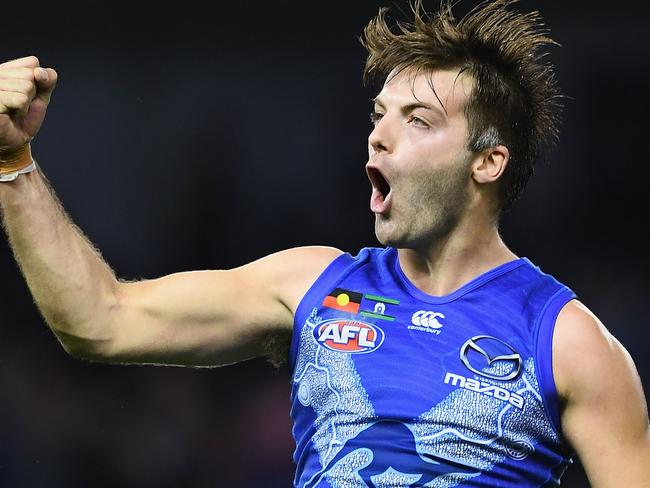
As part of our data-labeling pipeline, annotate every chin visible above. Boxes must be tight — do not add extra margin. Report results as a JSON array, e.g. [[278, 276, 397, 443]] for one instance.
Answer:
[[374, 221, 408, 248], [375, 218, 442, 250], [374, 218, 392, 246]]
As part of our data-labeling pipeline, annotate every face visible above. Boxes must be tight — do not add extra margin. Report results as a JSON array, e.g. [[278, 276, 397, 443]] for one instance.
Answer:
[[366, 67, 476, 249]]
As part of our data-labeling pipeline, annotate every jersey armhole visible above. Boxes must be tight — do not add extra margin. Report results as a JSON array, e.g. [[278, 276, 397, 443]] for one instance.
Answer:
[[534, 287, 577, 439], [288, 250, 363, 375]]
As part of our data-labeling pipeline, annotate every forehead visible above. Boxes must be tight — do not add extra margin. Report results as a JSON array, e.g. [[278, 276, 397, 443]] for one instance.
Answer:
[[375, 67, 473, 116]]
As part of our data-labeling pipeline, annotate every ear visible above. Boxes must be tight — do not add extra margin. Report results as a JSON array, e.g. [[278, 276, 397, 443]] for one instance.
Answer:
[[471, 145, 509, 184]]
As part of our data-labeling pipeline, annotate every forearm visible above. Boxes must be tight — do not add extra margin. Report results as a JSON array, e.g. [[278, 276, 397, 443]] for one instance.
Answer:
[[0, 162, 118, 355]]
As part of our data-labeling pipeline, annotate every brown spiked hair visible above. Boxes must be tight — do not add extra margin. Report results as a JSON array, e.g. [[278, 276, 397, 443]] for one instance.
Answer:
[[361, 0, 563, 211]]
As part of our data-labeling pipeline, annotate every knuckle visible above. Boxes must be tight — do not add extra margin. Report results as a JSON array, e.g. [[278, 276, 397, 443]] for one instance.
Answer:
[[13, 68, 33, 80], [15, 92, 29, 106], [24, 79, 36, 93], [16, 78, 35, 93]]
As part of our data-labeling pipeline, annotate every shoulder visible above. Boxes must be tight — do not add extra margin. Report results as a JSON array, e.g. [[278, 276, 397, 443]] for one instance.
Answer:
[[246, 245, 344, 276], [551, 304, 650, 485], [241, 245, 345, 314], [553, 299, 642, 405]]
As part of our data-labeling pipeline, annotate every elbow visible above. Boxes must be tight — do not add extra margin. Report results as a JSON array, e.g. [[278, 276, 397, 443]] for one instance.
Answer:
[[51, 324, 115, 362], [38, 281, 122, 361], [53, 286, 122, 361]]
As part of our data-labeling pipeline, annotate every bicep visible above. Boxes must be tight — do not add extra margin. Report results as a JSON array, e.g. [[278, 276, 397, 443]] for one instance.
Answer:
[[555, 301, 650, 487], [107, 266, 292, 367], [95, 246, 342, 368]]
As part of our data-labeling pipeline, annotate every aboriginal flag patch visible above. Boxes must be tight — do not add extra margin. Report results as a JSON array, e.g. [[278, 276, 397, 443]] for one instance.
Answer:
[[322, 288, 362, 314]]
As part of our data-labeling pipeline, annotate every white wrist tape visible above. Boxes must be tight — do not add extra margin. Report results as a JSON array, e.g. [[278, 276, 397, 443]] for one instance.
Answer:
[[0, 160, 37, 182]]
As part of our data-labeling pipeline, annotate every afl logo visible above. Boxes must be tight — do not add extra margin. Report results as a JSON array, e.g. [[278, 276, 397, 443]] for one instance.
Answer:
[[313, 319, 385, 354]]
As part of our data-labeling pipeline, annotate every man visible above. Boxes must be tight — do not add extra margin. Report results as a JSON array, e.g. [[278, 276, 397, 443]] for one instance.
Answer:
[[0, 0, 648, 487]]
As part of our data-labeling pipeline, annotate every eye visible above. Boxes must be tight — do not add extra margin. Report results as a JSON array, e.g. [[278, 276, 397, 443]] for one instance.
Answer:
[[370, 111, 384, 125], [408, 115, 429, 128]]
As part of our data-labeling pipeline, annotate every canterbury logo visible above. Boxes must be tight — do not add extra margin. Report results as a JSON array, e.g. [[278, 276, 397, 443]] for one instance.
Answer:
[[411, 311, 445, 329]]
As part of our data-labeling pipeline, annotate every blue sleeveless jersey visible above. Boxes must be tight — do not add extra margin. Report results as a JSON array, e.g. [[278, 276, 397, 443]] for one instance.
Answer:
[[289, 247, 576, 488]]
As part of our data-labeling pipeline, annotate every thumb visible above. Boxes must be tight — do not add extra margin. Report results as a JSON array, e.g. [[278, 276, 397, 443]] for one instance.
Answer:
[[20, 67, 58, 138], [33, 67, 58, 105]]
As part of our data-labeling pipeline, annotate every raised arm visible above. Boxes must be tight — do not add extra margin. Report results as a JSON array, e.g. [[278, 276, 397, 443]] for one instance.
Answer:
[[554, 300, 650, 487], [0, 55, 343, 368]]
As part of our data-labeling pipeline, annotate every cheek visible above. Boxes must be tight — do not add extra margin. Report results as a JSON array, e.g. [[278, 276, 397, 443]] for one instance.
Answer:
[[391, 168, 433, 207], [413, 123, 468, 157]]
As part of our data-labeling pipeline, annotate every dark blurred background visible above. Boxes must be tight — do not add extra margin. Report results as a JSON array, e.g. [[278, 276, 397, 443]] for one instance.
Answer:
[[1, 0, 648, 486]]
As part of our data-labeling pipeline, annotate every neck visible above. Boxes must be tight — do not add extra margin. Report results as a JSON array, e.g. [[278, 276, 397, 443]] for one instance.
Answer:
[[397, 215, 518, 297]]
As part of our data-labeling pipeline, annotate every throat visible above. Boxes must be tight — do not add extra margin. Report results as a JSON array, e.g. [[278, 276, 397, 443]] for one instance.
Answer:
[[397, 243, 519, 297]]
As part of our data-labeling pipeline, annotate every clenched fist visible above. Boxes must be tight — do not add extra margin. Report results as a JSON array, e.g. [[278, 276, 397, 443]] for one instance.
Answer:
[[0, 56, 57, 155]]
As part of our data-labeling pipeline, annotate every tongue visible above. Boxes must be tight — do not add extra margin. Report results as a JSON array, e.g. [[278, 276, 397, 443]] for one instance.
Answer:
[[370, 188, 392, 214]]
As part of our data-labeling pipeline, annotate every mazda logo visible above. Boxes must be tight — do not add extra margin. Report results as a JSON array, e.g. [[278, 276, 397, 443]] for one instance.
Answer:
[[459, 335, 522, 381]]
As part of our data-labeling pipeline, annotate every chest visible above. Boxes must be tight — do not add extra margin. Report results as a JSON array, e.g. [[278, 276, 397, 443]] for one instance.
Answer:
[[295, 281, 536, 420]]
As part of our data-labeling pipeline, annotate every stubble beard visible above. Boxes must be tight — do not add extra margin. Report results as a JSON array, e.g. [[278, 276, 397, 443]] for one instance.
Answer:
[[375, 156, 471, 250]]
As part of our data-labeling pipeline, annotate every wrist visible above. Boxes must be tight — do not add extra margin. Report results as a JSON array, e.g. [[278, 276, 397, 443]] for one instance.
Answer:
[[0, 144, 36, 182]]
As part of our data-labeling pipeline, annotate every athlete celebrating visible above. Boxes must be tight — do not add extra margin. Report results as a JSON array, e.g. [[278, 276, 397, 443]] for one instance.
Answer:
[[1, 1, 648, 487]]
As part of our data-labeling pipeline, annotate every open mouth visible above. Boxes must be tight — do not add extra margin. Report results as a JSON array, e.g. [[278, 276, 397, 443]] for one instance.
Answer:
[[367, 167, 391, 200], [366, 166, 392, 213]]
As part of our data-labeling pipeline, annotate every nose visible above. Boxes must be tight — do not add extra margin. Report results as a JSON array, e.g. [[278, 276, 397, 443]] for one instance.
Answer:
[[368, 116, 392, 155]]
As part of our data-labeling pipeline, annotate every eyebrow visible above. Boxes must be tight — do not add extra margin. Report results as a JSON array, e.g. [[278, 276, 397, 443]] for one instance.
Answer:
[[372, 97, 447, 119]]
